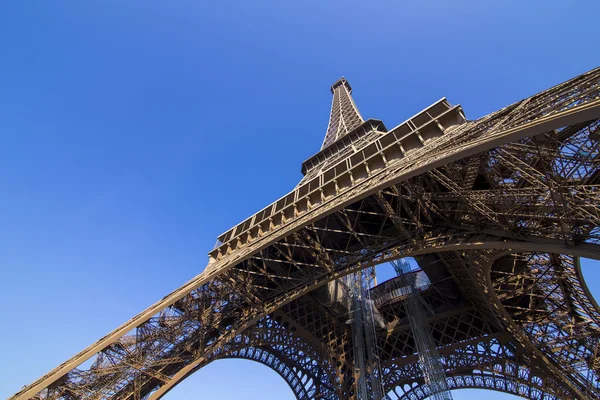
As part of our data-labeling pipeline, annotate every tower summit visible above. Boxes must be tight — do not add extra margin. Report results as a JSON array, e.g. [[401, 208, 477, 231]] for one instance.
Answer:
[[322, 77, 365, 149]]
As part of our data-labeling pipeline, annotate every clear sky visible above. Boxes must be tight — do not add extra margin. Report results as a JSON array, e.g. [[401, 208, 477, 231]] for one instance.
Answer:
[[0, 1, 599, 399]]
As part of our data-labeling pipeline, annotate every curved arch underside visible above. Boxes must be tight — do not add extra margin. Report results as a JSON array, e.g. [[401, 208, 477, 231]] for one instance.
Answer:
[[166, 316, 341, 400], [15, 69, 600, 400], [394, 372, 555, 400]]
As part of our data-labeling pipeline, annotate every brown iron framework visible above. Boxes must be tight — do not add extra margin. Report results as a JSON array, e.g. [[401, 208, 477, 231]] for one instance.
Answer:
[[9, 67, 600, 399]]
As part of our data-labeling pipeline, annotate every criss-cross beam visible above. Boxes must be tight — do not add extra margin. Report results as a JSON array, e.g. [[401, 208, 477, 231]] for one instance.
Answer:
[[397, 372, 557, 400], [377, 248, 600, 400], [490, 253, 600, 397], [370, 269, 559, 398], [12, 68, 600, 400], [383, 335, 560, 400]]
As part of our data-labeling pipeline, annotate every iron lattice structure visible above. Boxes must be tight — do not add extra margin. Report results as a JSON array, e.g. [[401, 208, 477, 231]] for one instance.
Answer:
[[10, 68, 600, 400]]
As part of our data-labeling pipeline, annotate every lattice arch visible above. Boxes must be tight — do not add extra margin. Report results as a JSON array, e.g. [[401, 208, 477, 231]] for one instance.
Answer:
[[171, 347, 335, 400], [160, 316, 341, 400], [391, 372, 555, 400], [379, 331, 560, 400]]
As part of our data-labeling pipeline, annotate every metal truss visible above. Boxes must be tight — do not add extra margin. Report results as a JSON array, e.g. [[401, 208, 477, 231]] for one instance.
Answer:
[[10, 67, 600, 400], [321, 77, 364, 150], [383, 335, 557, 400], [192, 316, 340, 400], [491, 253, 600, 396]]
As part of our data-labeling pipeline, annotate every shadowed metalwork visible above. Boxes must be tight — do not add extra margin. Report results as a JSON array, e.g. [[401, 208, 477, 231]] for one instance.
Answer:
[[10, 67, 600, 399]]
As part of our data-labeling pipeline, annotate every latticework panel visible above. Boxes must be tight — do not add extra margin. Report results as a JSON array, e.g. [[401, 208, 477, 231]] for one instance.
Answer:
[[321, 78, 364, 149]]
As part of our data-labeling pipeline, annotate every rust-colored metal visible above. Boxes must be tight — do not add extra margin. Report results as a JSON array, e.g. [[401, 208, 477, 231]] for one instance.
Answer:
[[10, 67, 600, 399]]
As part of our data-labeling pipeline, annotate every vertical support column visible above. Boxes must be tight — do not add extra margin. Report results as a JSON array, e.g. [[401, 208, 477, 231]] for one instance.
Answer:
[[345, 268, 386, 400], [392, 259, 453, 400]]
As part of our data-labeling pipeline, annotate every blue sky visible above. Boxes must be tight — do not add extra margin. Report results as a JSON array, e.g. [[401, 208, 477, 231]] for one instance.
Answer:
[[0, 1, 599, 399]]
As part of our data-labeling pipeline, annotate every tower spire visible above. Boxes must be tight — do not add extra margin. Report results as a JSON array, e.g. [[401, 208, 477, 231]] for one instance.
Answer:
[[321, 77, 364, 149]]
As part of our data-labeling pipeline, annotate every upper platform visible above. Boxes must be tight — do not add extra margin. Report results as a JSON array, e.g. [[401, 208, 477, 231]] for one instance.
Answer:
[[210, 96, 466, 262]]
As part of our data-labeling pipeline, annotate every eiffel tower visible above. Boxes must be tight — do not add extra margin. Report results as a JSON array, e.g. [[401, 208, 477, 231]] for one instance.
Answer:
[[11, 67, 600, 400]]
